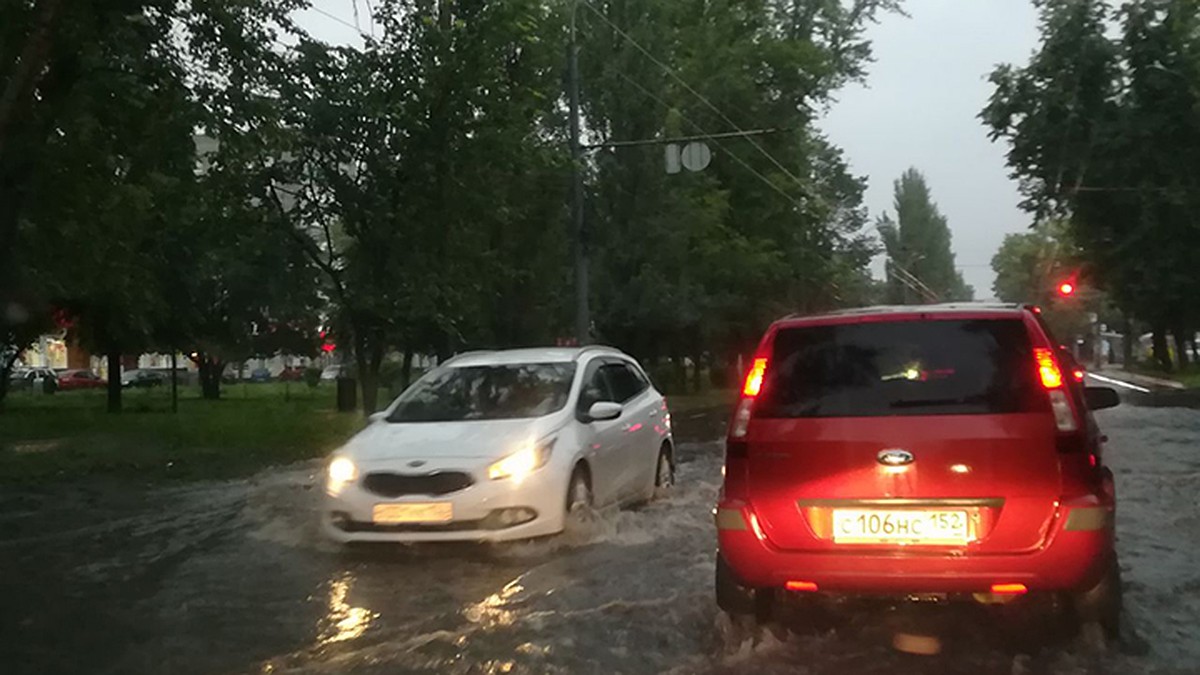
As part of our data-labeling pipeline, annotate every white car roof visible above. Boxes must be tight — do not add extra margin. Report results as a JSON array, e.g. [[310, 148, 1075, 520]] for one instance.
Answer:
[[444, 346, 625, 367]]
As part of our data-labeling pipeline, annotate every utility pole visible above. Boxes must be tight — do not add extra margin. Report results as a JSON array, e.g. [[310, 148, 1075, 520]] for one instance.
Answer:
[[568, 2, 589, 344]]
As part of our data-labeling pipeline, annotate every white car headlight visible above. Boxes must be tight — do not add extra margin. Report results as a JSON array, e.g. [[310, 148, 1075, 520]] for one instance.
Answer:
[[488, 438, 555, 484], [327, 456, 358, 496]]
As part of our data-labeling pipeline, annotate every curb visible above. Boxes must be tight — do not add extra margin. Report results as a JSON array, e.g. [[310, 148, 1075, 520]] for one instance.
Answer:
[[1097, 368, 1186, 391]]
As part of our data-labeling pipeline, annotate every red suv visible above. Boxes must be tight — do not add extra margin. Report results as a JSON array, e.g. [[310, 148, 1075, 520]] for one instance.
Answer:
[[715, 304, 1122, 636]]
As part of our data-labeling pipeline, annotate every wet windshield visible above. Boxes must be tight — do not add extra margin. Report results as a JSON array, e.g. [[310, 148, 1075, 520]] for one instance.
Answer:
[[386, 363, 576, 422], [759, 319, 1042, 417]]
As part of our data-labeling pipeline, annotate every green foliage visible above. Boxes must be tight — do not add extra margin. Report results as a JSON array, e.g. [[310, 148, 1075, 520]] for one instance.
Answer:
[[877, 168, 973, 304], [2, 0, 900, 414], [990, 220, 1093, 340], [983, 0, 1200, 367], [303, 366, 321, 389], [1, 0, 311, 407], [579, 0, 896, 360]]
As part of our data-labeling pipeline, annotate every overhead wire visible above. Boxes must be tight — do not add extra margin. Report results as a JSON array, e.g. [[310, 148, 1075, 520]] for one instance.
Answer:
[[578, 0, 815, 200], [583, 0, 944, 301], [610, 71, 809, 214]]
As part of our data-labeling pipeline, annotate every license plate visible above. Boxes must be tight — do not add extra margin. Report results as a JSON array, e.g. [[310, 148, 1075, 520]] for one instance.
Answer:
[[832, 509, 968, 545], [372, 502, 453, 524]]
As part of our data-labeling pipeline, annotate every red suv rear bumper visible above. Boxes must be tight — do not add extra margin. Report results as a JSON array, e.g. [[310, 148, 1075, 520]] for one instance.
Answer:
[[717, 501, 1113, 594]]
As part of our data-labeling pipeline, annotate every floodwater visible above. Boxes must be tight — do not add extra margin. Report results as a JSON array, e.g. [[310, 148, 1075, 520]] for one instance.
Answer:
[[2, 401, 1199, 674]]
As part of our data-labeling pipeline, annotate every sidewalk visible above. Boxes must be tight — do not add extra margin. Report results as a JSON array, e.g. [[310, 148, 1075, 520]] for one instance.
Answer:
[[1097, 365, 1186, 390]]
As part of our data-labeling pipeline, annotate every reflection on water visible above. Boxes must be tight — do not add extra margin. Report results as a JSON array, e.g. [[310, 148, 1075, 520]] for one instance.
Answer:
[[320, 573, 377, 645], [464, 577, 525, 628]]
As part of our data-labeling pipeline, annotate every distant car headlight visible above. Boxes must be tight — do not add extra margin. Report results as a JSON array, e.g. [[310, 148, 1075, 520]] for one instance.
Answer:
[[327, 456, 358, 497], [488, 438, 555, 485]]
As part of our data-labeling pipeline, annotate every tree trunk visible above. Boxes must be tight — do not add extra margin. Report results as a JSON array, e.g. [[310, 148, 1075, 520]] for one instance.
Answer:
[[691, 351, 703, 393], [0, 347, 18, 409], [1151, 326, 1173, 372], [1121, 315, 1134, 366], [196, 354, 222, 399], [1172, 328, 1191, 369], [354, 323, 386, 415], [401, 347, 414, 389], [106, 349, 122, 413]]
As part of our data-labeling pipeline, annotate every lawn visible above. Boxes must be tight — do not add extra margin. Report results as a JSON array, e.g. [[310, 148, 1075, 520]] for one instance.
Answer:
[[0, 381, 363, 484], [0, 381, 736, 485], [1125, 363, 1200, 389]]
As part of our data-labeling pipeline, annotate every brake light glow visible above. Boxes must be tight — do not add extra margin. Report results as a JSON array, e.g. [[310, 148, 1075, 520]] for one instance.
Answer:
[[1034, 348, 1064, 389], [990, 583, 1027, 595], [742, 358, 768, 397], [1072, 369, 1085, 383], [785, 581, 819, 592]]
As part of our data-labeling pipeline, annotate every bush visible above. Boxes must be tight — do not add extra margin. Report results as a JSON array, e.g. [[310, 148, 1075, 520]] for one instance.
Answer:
[[709, 364, 732, 389], [303, 367, 321, 389], [646, 361, 688, 395]]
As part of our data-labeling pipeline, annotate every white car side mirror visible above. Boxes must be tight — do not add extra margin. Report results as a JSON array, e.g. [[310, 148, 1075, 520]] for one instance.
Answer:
[[368, 411, 387, 424], [587, 401, 623, 422]]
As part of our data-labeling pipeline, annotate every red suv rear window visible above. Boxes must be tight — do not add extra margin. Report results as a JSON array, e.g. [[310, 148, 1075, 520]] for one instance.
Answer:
[[757, 318, 1043, 417]]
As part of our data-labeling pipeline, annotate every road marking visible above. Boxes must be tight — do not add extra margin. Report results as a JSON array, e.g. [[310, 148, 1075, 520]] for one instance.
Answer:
[[1085, 372, 1151, 393]]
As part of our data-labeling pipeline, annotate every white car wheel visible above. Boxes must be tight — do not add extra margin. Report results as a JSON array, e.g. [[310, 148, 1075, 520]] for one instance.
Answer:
[[655, 448, 674, 488], [652, 446, 675, 501], [566, 468, 592, 514]]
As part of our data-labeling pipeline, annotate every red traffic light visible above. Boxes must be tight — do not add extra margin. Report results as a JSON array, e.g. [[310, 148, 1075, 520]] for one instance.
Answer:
[[1057, 282, 1075, 297]]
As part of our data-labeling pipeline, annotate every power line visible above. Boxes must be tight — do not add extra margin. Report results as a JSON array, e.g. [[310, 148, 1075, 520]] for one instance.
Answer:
[[612, 71, 808, 214], [308, 4, 371, 40], [582, 127, 791, 150], [578, 0, 816, 201]]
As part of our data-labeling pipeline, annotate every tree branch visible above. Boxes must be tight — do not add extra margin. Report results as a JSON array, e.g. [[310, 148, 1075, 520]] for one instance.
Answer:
[[0, 0, 63, 161]]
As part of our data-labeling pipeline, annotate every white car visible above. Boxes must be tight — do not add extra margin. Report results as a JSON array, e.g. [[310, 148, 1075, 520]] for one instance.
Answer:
[[323, 346, 675, 543]]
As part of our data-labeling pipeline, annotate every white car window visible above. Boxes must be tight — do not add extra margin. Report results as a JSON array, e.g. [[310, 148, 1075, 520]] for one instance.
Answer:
[[388, 362, 576, 422]]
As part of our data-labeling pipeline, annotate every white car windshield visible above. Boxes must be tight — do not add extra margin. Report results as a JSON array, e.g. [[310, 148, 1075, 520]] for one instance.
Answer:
[[387, 363, 576, 423]]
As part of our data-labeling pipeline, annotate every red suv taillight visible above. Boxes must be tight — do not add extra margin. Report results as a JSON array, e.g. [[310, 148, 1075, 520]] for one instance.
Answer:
[[1034, 347, 1078, 433], [727, 358, 767, 460]]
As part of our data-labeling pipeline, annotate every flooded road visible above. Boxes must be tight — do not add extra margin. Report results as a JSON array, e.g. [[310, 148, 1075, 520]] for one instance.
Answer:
[[3, 402, 1200, 674]]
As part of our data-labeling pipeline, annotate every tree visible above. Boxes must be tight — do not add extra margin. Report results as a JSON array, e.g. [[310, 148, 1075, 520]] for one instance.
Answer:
[[578, 0, 899, 385], [0, 0, 308, 409], [877, 168, 973, 304], [256, 0, 573, 413], [983, 0, 1200, 371], [991, 220, 1094, 343]]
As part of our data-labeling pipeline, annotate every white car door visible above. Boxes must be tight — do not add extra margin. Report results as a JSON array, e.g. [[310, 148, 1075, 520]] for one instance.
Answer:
[[574, 359, 628, 507], [599, 360, 661, 501]]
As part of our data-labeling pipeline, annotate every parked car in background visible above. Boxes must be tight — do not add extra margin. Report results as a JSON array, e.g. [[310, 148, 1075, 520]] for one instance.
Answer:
[[121, 369, 166, 388], [57, 369, 107, 391], [320, 364, 352, 381], [249, 367, 272, 383], [323, 346, 675, 544], [278, 366, 305, 382], [222, 364, 243, 384], [8, 367, 58, 393]]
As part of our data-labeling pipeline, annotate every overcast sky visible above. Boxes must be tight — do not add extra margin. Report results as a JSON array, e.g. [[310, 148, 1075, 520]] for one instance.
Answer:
[[296, 0, 1042, 300], [820, 0, 1042, 299]]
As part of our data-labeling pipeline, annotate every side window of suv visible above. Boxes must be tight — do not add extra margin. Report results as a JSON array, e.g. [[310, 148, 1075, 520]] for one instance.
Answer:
[[576, 360, 615, 415], [601, 361, 648, 403]]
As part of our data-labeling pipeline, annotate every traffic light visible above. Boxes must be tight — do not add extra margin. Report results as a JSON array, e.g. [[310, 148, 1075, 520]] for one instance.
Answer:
[[1057, 281, 1075, 297]]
